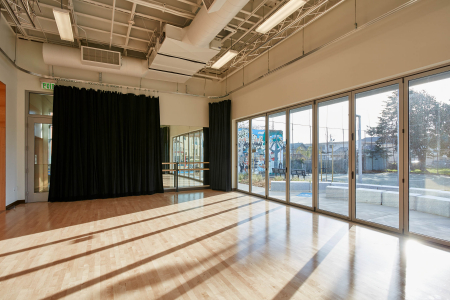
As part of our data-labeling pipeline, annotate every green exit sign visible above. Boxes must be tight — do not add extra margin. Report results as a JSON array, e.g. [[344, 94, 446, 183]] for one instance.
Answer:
[[41, 82, 55, 90]]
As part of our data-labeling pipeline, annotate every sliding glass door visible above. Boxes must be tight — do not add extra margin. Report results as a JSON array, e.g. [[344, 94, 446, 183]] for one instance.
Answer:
[[289, 105, 313, 207], [317, 96, 350, 217], [268, 111, 287, 201], [406, 68, 450, 242], [353, 83, 401, 229], [251, 116, 266, 196], [237, 120, 250, 192]]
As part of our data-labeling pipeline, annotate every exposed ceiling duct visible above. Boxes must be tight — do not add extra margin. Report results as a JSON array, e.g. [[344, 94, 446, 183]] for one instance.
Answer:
[[146, 24, 220, 83], [42, 0, 250, 83], [183, 0, 250, 48], [146, 0, 249, 82]]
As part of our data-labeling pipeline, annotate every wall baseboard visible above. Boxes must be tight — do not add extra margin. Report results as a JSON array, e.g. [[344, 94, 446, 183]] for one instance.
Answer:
[[6, 200, 25, 210]]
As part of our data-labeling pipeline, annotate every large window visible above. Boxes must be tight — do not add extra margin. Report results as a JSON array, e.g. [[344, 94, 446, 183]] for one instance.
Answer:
[[251, 116, 266, 196], [408, 70, 450, 241], [268, 111, 286, 201], [290, 105, 313, 207], [317, 97, 349, 217], [235, 65, 450, 246], [237, 120, 250, 192], [355, 84, 400, 228]]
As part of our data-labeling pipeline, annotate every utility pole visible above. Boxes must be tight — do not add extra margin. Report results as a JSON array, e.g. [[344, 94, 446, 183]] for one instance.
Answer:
[[356, 115, 362, 183]]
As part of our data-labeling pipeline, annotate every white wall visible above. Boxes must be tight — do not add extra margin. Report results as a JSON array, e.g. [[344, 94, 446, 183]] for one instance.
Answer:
[[5, 37, 220, 202], [0, 15, 18, 205], [228, 0, 450, 187]]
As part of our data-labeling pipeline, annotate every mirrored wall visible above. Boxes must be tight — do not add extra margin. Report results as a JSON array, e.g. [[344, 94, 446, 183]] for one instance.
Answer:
[[161, 125, 208, 190]]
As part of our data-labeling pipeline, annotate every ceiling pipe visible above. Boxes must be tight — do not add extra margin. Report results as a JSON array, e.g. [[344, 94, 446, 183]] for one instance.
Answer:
[[182, 0, 250, 48]]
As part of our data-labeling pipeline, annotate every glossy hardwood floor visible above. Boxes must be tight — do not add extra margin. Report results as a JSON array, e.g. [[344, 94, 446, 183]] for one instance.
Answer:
[[0, 190, 450, 299]]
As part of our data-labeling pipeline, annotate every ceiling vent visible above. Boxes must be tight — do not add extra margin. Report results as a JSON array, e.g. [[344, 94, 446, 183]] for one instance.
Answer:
[[202, 0, 227, 13], [81, 46, 121, 70]]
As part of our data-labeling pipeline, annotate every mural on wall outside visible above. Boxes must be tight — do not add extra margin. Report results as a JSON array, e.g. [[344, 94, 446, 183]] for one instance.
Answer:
[[238, 128, 285, 175]]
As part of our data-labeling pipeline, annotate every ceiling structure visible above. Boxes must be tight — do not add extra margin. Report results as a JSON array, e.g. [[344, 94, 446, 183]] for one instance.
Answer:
[[0, 0, 345, 81]]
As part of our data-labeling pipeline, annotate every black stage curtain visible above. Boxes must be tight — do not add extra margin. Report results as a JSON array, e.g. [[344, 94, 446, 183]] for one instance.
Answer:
[[160, 127, 170, 172], [203, 127, 210, 186], [209, 100, 231, 191], [49, 85, 164, 202]]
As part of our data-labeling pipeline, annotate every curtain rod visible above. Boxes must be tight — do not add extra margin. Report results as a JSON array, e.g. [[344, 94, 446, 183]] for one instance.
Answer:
[[0, 46, 225, 99]]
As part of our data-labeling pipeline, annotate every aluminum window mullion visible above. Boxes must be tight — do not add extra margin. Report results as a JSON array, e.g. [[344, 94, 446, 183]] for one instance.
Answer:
[[350, 91, 356, 221], [403, 79, 410, 234], [398, 80, 405, 233], [286, 108, 290, 204], [312, 102, 318, 210], [265, 114, 269, 198], [249, 118, 252, 193]]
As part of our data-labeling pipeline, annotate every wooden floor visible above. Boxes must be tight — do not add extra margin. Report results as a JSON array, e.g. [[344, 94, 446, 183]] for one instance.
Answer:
[[1, 190, 450, 299]]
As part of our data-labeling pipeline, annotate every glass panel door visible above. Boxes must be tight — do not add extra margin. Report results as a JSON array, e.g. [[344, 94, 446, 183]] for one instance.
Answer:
[[194, 131, 200, 180], [237, 120, 250, 192], [317, 97, 349, 216], [27, 119, 52, 202], [268, 111, 287, 201], [408, 70, 450, 241], [289, 105, 313, 207], [355, 84, 400, 228], [251, 116, 266, 196]]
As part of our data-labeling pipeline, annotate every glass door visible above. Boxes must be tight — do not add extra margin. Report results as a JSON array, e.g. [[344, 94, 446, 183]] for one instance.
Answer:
[[406, 68, 450, 242], [251, 116, 266, 196], [237, 120, 250, 192], [353, 82, 402, 230], [268, 111, 287, 202], [289, 105, 313, 207], [27, 118, 53, 202], [317, 95, 350, 217]]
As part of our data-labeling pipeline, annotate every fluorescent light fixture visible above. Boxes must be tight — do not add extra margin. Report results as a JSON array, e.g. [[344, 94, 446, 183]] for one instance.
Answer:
[[256, 0, 307, 34], [53, 7, 74, 42], [211, 50, 238, 69]]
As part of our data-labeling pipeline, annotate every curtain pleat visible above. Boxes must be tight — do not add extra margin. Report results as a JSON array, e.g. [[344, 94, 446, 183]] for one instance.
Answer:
[[203, 127, 210, 186], [209, 100, 231, 191], [48, 86, 164, 202]]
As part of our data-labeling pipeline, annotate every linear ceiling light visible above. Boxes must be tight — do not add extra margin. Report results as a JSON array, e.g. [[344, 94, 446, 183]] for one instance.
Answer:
[[211, 50, 238, 69], [256, 0, 307, 34], [53, 7, 74, 42]]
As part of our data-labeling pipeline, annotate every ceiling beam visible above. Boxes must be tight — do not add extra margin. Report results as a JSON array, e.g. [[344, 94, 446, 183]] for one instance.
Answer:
[[75, 0, 184, 26], [109, 0, 116, 48], [0, 0, 29, 38], [124, 3, 137, 55], [9, 21, 148, 53], [38, 3, 154, 33], [34, 15, 150, 43], [125, 0, 195, 19], [176, 0, 201, 8], [68, 0, 82, 47]]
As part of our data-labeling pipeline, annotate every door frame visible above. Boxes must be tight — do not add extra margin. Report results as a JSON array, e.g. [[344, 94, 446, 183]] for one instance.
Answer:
[[266, 108, 289, 203], [350, 79, 404, 234], [403, 65, 450, 247], [25, 91, 53, 203], [314, 92, 353, 220], [284, 101, 315, 211]]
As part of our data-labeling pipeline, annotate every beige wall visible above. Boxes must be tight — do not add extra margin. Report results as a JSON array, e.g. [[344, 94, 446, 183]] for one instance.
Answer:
[[229, 0, 450, 187]]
